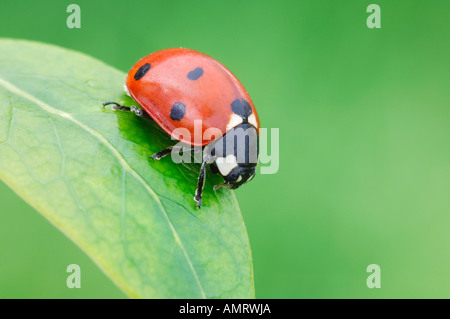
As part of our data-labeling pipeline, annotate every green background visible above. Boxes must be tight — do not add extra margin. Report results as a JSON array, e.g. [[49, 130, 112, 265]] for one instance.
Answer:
[[1, 0, 449, 298]]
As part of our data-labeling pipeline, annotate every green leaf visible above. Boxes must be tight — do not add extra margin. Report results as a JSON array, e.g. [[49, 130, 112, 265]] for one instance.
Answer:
[[0, 39, 254, 298]]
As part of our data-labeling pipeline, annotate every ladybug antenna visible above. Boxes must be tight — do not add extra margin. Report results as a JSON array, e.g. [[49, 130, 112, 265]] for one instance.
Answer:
[[213, 183, 232, 191]]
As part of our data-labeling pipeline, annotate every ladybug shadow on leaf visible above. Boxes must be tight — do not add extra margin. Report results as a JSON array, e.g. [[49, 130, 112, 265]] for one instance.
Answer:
[[111, 94, 226, 206]]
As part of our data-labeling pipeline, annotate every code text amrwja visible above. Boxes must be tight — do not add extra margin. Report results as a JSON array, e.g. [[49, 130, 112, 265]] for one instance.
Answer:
[[179, 303, 271, 316]]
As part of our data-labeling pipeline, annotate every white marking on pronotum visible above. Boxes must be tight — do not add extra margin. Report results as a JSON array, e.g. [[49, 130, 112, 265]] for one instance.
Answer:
[[236, 175, 242, 183], [226, 113, 243, 132], [216, 154, 238, 176], [0, 75, 207, 299], [248, 113, 258, 128]]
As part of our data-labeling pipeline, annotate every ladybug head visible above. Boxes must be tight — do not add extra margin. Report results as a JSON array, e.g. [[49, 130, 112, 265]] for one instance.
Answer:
[[210, 123, 259, 190], [214, 165, 256, 190]]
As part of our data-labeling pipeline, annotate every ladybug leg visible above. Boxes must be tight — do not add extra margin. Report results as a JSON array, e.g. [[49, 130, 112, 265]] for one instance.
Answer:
[[102, 102, 150, 118], [194, 149, 214, 208], [150, 146, 174, 161], [130, 105, 151, 119], [194, 160, 207, 208], [151, 145, 201, 161], [103, 101, 130, 111]]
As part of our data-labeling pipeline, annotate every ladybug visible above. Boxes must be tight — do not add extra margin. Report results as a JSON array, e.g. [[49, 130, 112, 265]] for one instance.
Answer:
[[104, 48, 260, 207]]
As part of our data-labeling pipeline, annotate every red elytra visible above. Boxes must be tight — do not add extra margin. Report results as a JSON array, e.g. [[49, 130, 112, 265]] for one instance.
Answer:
[[125, 48, 260, 146]]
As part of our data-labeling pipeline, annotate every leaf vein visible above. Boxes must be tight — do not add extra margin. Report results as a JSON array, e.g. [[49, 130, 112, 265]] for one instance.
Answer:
[[0, 75, 207, 299]]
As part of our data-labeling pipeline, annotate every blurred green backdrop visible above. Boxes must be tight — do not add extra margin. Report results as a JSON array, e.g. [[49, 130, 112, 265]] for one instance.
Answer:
[[1, 0, 449, 298]]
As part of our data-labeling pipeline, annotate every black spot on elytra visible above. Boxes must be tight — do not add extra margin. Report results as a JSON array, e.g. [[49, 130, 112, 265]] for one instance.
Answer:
[[187, 67, 204, 80], [231, 98, 252, 120], [134, 63, 151, 80], [170, 102, 186, 121]]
